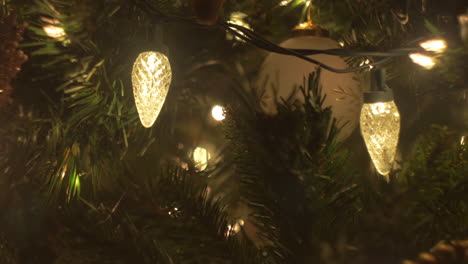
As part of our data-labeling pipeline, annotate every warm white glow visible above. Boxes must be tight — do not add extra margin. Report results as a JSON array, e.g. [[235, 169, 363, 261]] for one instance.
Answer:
[[461, 136, 466, 146], [419, 39, 447, 53], [409, 53, 436, 69], [279, 0, 292, 6], [360, 101, 400, 180], [131, 51, 172, 128], [360, 59, 374, 70], [193, 147, 211, 171], [225, 219, 245, 237], [459, 15, 468, 43], [211, 105, 226, 121], [43, 25, 66, 39], [227, 12, 252, 42]]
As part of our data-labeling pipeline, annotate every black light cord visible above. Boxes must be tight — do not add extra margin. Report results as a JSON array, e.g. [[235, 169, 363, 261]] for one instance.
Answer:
[[223, 22, 421, 57], [223, 23, 393, 73], [133, 0, 422, 73]]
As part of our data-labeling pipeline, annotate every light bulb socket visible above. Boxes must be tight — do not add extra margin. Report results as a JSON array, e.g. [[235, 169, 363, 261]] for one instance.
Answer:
[[364, 90, 394, 103], [364, 69, 393, 103], [371, 69, 386, 92]]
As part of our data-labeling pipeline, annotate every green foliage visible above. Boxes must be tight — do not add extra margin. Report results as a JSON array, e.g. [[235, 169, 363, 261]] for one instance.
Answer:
[[1, 0, 468, 263], [224, 71, 360, 263]]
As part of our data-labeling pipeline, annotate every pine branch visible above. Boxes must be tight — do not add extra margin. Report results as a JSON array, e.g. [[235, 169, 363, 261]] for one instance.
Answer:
[[56, 166, 264, 264], [225, 70, 361, 263]]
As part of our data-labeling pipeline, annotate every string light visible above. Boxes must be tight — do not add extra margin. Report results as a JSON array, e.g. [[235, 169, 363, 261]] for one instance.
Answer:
[[40, 17, 66, 39], [419, 39, 447, 53], [211, 105, 226, 121], [193, 147, 211, 171], [360, 59, 374, 70], [409, 53, 436, 69], [137, 1, 439, 73], [131, 51, 172, 128], [43, 24, 66, 39], [360, 70, 400, 181], [225, 219, 245, 237], [227, 12, 252, 42]]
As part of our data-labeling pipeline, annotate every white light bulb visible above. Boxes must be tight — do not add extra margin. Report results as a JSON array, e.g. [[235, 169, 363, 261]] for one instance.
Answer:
[[131, 51, 172, 128], [419, 39, 447, 53], [193, 147, 211, 171], [409, 53, 436, 69], [360, 101, 400, 180], [43, 25, 66, 39], [211, 105, 226, 121]]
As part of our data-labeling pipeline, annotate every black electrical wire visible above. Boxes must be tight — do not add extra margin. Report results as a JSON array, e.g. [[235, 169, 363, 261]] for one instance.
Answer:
[[223, 22, 421, 57], [134, 0, 421, 73], [224, 24, 392, 73]]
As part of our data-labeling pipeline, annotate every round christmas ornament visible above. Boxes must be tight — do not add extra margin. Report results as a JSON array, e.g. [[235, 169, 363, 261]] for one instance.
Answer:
[[258, 25, 363, 141], [192, 0, 225, 25]]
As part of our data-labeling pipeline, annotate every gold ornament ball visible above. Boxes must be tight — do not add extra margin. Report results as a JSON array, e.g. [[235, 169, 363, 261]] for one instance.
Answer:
[[131, 51, 172, 128], [258, 36, 363, 141]]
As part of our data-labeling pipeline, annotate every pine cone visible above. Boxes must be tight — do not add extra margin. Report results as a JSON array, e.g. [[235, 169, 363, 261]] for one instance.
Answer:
[[0, 9, 28, 108], [403, 240, 468, 264]]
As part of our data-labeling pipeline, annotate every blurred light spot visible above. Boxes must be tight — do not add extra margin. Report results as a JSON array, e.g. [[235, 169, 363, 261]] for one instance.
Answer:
[[420, 39, 447, 53], [409, 53, 435, 69], [225, 219, 244, 237], [211, 105, 226, 121], [359, 59, 374, 70], [43, 25, 66, 39], [193, 147, 211, 171]]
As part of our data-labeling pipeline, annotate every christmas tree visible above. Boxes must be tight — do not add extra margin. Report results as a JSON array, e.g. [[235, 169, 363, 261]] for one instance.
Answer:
[[1, 0, 468, 263]]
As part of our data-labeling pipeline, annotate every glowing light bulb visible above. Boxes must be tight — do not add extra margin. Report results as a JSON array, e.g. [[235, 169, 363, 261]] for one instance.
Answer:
[[225, 219, 245, 237], [360, 59, 374, 70], [227, 12, 252, 42], [360, 101, 400, 180], [409, 53, 436, 69], [131, 51, 172, 128], [279, 0, 292, 6], [211, 105, 226, 121], [419, 39, 447, 53], [461, 136, 466, 146], [193, 147, 211, 171], [43, 25, 66, 39]]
